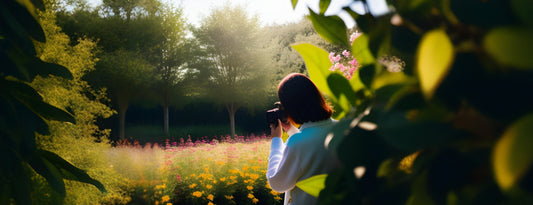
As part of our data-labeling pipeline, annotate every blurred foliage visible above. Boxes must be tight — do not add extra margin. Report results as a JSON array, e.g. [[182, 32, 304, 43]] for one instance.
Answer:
[[0, 0, 106, 204], [291, 0, 533, 204]]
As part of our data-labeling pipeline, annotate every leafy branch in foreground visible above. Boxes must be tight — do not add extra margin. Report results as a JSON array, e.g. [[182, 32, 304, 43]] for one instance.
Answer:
[[0, 0, 106, 204], [290, 0, 533, 204]]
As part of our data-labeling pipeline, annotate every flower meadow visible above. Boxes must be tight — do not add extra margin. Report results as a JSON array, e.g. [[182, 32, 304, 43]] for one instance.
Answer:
[[107, 134, 283, 205]]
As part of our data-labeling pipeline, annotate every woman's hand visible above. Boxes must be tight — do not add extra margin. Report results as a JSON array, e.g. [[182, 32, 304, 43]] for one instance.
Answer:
[[270, 119, 283, 138]]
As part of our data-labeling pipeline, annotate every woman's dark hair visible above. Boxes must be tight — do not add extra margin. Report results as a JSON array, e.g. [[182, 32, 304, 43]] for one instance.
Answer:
[[278, 73, 333, 124]]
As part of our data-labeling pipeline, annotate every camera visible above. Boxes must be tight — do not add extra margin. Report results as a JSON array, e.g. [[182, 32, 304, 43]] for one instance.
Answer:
[[266, 102, 288, 125]]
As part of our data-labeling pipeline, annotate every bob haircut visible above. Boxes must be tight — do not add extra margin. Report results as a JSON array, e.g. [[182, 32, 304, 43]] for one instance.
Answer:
[[278, 73, 333, 124]]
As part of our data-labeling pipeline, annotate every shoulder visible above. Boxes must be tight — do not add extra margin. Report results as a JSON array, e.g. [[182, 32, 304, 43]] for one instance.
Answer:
[[285, 119, 338, 148]]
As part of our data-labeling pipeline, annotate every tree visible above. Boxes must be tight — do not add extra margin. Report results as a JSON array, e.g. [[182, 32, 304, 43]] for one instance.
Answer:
[[193, 4, 271, 137], [88, 49, 156, 140], [150, 6, 190, 136]]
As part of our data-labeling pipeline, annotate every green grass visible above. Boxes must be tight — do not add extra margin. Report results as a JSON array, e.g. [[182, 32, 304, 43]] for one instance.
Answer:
[[125, 124, 247, 144]]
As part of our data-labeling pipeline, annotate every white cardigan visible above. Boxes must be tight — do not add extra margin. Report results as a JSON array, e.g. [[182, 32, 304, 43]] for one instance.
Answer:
[[266, 118, 341, 205]]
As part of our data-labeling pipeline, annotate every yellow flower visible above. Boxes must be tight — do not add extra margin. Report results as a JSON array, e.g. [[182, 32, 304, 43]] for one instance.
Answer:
[[253, 198, 259, 204], [189, 183, 197, 188], [190, 174, 196, 177], [219, 177, 226, 182], [207, 194, 214, 201], [248, 193, 254, 199], [271, 190, 280, 195], [249, 174, 259, 180], [156, 184, 166, 189], [246, 186, 253, 191], [161, 195, 170, 202], [166, 203, 172, 205], [208, 202, 214, 205], [206, 184, 213, 189], [192, 191, 202, 198], [225, 195, 234, 200]]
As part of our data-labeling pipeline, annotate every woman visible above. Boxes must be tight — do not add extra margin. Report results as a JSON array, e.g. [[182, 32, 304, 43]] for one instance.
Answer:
[[267, 73, 341, 205]]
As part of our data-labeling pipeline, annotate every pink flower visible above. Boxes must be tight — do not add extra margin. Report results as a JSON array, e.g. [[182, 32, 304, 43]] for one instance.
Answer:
[[342, 50, 350, 58], [350, 58, 359, 67], [176, 174, 182, 182], [334, 54, 341, 62], [338, 63, 346, 72], [346, 73, 353, 80], [329, 52, 335, 63], [350, 31, 362, 45]]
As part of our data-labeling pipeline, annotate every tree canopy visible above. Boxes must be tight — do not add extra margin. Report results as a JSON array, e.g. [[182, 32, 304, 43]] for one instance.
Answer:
[[192, 4, 272, 137]]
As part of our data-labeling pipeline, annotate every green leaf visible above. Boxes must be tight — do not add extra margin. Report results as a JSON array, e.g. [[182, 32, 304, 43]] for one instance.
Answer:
[[351, 34, 375, 66], [296, 174, 328, 198], [416, 29, 454, 100], [484, 27, 533, 69], [307, 9, 349, 47], [406, 171, 436, 205], [10, 160, 33, 205], [0, 6, 37, 57], [291, 0, 298, 9], [13, 92, 75, 123], [319, 0, 332, 14], [7, 0, 45, 42], [4, 78, 74, 123], [348, 67, 365, 92], [511, 0, 533, 27], [376, 110, 463, 153], [450, 0, 515, 29], [31, 58, 74, 80], [39, 150, 107, 193], [493, 113, 533, 191], [372, 71, 413, 91], [291, 43, 334, 98], [28, 155, 66, 197], [358, 65, 375, 88], [327, 73, 355, 115]]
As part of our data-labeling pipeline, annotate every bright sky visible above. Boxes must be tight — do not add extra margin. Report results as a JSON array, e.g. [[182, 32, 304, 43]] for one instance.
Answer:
[[172, 0, 389, 28], [88, 0, 390, 28]]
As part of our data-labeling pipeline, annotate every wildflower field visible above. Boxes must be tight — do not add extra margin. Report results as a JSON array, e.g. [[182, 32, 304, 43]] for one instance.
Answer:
[[107, 135, 283, 205]]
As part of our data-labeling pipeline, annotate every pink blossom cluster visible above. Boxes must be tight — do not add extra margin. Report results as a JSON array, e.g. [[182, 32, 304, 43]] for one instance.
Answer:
[[328, 50, 359, 80], [328, 31, 362, 80], [163, 133, 269, 149]]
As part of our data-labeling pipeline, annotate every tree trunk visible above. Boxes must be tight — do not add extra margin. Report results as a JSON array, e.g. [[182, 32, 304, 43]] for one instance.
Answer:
[[118, 102, 129, 140], [163, 91, 169, 136], [227, 103, 237, 138]]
